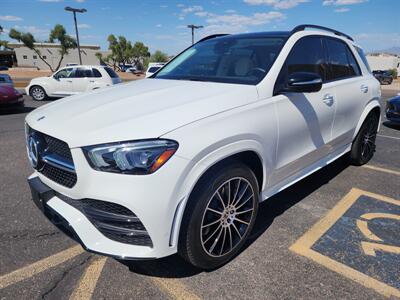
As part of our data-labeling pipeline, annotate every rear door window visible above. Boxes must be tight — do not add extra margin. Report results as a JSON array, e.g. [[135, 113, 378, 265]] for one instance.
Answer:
[[73, 68, 93, 78], [104, 67, 119, 78], [92, 68, 102, 78], [325, 38, 361, 81]]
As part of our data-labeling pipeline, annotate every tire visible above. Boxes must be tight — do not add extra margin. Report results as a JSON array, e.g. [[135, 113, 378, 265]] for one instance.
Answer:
[[30, 85, 47, 101], [349, 113, 379, 166], [179, 161, 259, 269]]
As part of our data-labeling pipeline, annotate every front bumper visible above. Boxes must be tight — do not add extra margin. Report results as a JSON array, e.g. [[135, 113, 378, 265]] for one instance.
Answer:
[[27, 169, 189, 259]]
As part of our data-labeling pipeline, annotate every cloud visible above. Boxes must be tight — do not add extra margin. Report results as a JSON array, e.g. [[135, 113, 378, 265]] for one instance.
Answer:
[[38, 0, 63, 2], [0, 15, 23, 21], [75, 0, 85, 2], [156, 24, 162, 28], [323, 0, 367, 5], [225, 9, 237, 13], [160, 4, 168, 8], [11, 25, 50, 38], [334, 7, 350, 12], [243, 0, 309, 9], [354, 32, 400, 52], [195, 11, 285, 36], [177, 3, 185, 8], [178, 5, 204, 20], [77, 23, 91, 29], [181, 5, 203, 14]]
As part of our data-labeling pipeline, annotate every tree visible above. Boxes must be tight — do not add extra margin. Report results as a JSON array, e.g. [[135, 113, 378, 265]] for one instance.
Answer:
[[150, 50, 169, 63], [0, 25, 8, 49], [96, 35, 150, 71], [9, 24, 76, 71]]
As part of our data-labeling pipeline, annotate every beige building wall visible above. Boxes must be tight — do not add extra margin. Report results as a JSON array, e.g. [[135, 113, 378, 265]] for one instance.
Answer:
[[9, 42, 101, 70], [366, 54, 400, 73]]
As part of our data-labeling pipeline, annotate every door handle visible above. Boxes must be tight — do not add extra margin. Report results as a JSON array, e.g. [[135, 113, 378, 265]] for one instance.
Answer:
[[67, 80, 73, 83], [323, 94, 334, 106], [89, 80, 95, 83], [361, 84, 369, 93]]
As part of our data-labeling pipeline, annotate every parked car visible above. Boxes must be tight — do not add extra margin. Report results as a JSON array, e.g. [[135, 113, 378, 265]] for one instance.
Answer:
[[0, 74, 14, 87], [372, 70, 393, 85], [0, 66, 9, 71], [146, 63, 165, 77], [26, 65, 122, 101], [386, 94, 400, 123], [65, 63, 78, 67], [0, 85, 23, 108], [25, 25, 381, 269]]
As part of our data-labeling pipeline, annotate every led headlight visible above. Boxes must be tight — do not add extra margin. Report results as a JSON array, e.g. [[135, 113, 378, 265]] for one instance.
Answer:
[[83, 139, 178, 175]]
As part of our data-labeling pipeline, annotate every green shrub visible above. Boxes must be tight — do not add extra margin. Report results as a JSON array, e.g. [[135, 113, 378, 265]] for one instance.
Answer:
[[388, 68, 398, 79]]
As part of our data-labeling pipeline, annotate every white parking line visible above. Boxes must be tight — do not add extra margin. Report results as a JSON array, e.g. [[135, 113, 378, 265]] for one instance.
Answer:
[[377, 134, 400, 141], [362, 165, 400, 176]]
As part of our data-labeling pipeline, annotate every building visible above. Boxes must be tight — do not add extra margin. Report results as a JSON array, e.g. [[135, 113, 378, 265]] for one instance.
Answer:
[[366, 53, 400, 74], [3, 42, 102, 70]]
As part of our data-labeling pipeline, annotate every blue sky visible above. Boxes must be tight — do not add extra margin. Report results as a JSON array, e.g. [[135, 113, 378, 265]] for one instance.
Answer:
[[1, 0, 399, 55]]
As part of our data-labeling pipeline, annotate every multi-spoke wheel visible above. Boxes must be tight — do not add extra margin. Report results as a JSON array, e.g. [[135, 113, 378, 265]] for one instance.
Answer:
[[350, 112, 379, 165], [201, 177, 255, 257], [179, 161, 259, 269], [30, 86, 47, 101]]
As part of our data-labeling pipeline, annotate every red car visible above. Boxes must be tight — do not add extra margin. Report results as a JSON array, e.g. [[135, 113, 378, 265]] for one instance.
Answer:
[[0, 85, 24, 108]]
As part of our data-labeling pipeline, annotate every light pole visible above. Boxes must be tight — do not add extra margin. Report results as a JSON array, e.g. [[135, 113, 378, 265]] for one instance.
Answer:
[[65, 6, 87, 65], [187, 24, 203, 45]]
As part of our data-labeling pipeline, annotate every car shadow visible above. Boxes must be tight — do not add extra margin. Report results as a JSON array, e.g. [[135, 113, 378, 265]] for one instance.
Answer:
[[119, 156, 350, 278], [0, 106, 36, 115], [382, 121, 400, 131]]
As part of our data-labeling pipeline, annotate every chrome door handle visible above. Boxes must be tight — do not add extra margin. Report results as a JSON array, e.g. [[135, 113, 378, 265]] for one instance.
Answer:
[[89, 80, 95, 83], [361, 84, 369, 93], [67, 80, 73, 83], [323, 94, 334, 106]]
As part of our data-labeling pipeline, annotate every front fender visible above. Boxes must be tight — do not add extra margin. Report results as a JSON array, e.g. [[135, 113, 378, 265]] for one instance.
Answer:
[[167, 138, 269, 248]]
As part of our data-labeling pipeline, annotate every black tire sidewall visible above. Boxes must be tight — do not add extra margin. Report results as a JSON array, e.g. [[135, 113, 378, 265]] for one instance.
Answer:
[[179, 162, 259, 269], [350, 113, 379, 165]]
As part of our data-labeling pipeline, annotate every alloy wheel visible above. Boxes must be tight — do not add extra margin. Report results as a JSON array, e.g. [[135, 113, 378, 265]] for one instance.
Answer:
[[31, 87, 45, 101], [361, 119, 377, 160], [200, 177, 256, 258]]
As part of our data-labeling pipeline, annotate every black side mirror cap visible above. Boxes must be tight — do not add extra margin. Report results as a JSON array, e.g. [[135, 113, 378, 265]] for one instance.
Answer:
[[286, 72, 323, 93]]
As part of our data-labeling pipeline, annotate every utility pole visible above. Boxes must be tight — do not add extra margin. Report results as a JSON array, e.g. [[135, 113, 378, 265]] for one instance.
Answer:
[[65, 6, 87, 65], [187, 24, 203, 45]]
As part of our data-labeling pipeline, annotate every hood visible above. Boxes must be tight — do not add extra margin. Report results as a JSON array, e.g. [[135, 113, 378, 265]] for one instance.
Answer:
[[26, 79, 259, 148]]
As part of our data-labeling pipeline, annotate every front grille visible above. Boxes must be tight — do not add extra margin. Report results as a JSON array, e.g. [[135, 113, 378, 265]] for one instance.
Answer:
[[44, 135, 73, 161], [58, 194, 153, 247], [41, 164, 77, 188], [27, 127, 76, 188]]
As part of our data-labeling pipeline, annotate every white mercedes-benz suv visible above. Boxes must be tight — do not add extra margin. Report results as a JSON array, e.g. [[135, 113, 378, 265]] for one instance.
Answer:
[[26, 25, 381, 269]]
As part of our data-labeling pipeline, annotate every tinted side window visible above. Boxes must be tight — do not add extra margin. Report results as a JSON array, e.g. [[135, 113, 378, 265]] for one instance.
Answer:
[[104, 67, 119, 78], [325, 38, 361, 81], [92, 68, 102, 78], [274, 36, 326, 93], [73, 68, 93, 78], [54, 68, 73, 79], [355, 46, 371, 73]]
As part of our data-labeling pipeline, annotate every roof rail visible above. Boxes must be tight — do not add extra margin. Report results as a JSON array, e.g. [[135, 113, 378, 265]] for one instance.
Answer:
[[291, 24, 354, 41], [196, 34, 230, 44]]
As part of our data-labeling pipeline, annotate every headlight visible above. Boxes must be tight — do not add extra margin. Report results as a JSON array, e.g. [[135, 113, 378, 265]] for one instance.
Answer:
[[83, 139, 178, 175]]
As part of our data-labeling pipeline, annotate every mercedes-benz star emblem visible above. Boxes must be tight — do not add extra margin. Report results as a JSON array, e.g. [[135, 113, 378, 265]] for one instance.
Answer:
[[28, 136, 39, 169]]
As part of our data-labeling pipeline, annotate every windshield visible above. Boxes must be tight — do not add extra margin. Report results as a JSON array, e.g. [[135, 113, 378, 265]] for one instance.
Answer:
[[155, 35, 286, 85]]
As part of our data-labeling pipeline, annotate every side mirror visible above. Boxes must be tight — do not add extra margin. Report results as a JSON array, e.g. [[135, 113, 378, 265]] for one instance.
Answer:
[[286, 72, 322, 93]]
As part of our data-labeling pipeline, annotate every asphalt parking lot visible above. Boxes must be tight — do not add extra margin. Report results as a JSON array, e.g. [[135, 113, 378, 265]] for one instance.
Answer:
[[0, 89, 399, 299]]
